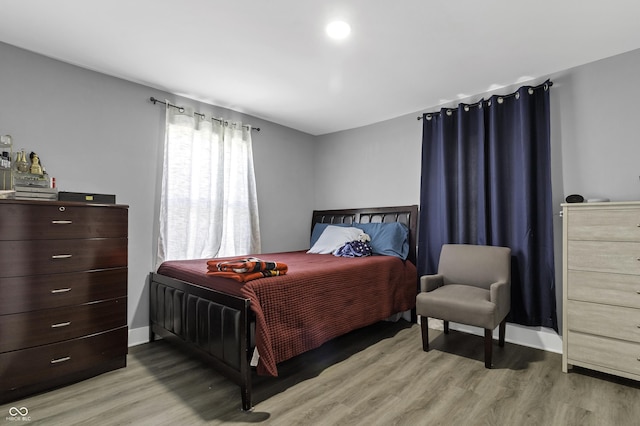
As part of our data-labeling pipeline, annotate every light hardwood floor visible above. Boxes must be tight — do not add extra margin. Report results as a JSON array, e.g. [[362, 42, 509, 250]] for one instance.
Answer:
[[3, 322, 640, 425]]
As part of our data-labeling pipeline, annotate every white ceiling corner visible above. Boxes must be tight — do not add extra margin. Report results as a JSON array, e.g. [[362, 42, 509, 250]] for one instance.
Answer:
[[1, 0, 639, 135]]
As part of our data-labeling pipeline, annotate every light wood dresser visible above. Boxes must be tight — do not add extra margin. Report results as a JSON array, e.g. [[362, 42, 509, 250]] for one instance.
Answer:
[[0, 199, 128, 402], [562, 201, 640, 380]]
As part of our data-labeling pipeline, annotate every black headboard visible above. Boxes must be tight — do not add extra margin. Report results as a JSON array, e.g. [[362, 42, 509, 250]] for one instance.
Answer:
[[311, 205, 419, 265]]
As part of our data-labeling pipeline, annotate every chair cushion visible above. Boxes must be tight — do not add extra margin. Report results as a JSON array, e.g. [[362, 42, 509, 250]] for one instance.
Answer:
[[416, 284, 498, 329]]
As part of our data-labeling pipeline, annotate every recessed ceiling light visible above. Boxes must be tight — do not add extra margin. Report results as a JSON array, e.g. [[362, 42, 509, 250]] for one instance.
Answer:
[[326, 20, 351, 40]]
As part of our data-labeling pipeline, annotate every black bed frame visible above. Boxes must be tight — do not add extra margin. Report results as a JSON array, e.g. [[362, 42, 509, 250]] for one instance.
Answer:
[[148, 205, 418, 411]]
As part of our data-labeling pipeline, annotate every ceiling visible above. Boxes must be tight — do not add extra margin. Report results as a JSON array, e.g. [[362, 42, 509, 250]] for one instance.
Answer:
[[2, 1, 640, 136]]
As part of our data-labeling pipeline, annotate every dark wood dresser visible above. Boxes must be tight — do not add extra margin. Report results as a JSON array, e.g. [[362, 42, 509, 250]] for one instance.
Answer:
[[0, 199, 128, 402]]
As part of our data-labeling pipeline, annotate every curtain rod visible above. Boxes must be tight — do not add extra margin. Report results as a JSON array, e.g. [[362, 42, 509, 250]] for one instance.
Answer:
[[149, 97, 260, 131], [416, 80, 553, 121]]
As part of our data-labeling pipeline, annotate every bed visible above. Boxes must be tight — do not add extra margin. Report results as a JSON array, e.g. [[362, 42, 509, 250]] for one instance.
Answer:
[[148, 205, 418, 411]]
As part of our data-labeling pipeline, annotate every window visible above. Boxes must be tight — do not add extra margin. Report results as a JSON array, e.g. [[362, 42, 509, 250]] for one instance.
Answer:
[[156, 106, 260, 266]]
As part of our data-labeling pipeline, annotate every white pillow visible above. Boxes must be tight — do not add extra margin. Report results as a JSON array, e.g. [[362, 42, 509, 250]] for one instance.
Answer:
[[307, 225, 365, 254]]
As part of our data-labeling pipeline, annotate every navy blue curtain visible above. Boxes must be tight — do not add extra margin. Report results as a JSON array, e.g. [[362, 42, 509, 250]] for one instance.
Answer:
[[418, 81, 557, 330]]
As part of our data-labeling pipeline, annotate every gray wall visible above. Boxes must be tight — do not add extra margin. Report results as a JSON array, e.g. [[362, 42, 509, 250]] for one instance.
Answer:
[[0, 41, 316, 341], [553, 49, 640, 202], [314, 115, 422, 209]]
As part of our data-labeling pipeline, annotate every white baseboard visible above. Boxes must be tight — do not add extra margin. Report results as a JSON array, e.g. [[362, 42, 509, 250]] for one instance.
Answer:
[[422, 317, 562, 354], [128, 326, 153, 348]]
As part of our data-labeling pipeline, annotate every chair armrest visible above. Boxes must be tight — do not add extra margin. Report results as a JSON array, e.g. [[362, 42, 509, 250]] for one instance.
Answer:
[[420, 274, 443, 292], [490, 280, 511, 320]]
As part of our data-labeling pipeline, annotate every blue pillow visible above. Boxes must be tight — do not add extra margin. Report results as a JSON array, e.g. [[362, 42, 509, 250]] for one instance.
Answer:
[[353, 222, 409, 260], [310, 221, 409, 260]]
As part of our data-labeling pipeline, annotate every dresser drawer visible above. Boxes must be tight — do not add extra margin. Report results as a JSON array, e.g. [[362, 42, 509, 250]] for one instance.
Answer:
[[567, 331, 640, 377], [567, 270, 640, 308], [567, 300, 640, 343], [0, 238, 127, 277], [0, 326, 127, 393], [0, 202, 127, 240], [0, 268, 127, 315], [567, 240, 640, 275], [0, 298, 127, 352], [567, 207, 640, 242]]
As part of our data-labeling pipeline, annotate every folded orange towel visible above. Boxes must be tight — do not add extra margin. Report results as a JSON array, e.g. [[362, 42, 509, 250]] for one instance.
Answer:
[[206, 269, 286, 282], [206, 257, 288, 282]]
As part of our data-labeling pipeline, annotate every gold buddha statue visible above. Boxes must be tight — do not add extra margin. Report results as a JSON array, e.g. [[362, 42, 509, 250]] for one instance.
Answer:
[[30, 152, 43, 175]]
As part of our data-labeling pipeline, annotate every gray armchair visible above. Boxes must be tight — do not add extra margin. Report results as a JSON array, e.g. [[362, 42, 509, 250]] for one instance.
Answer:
[[416, 244, 511, 368]]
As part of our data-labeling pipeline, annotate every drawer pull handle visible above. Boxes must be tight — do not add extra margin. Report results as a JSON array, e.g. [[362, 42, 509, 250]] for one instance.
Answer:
[[51, 254, 72, 259], [51, 288, 71, 294], [51, 220, 73, 225], [51, 356, 71, 364], [51, 321, 71, 328]]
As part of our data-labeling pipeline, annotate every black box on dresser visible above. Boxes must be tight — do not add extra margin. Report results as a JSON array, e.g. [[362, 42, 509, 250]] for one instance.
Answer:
[[57, 191, 116, 204]]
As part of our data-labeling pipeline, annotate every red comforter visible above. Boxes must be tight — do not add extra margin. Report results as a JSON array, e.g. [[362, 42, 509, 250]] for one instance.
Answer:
[[156, 251, 417, 376]]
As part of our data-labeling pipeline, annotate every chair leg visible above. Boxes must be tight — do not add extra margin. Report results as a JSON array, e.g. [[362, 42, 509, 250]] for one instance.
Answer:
[[420, 317, 429, 351], [498, 319, 506, 347], [484, 329, 493, 368], [443, 320, 449, 334]]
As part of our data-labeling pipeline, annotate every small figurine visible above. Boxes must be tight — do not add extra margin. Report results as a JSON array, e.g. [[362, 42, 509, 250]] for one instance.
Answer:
[[29, 152, 43, 175]]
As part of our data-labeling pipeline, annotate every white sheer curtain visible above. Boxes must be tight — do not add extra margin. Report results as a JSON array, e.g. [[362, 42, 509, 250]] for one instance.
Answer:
[[156, 105, 260, 267]]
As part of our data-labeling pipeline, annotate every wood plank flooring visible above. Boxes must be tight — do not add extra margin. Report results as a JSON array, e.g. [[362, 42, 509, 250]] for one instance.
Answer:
[[3, 322, 640, 425]]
